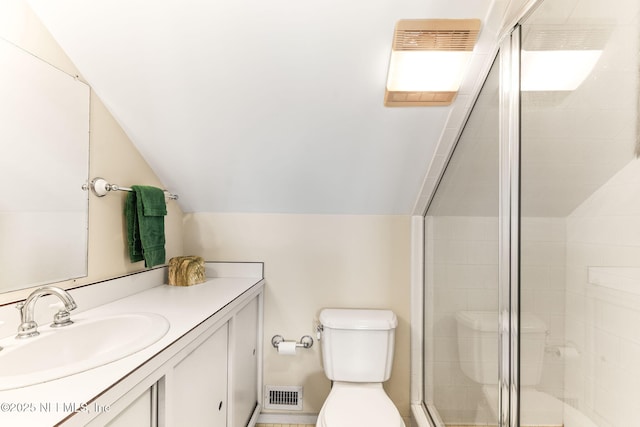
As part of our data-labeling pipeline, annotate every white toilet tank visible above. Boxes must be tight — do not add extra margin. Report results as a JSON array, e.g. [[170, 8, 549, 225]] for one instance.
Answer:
[[319, 309, 398, 383], [455, 311, 547, 385]]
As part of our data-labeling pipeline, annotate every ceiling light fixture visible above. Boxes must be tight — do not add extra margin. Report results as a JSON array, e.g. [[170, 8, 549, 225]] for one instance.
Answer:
[[384, 19, 481, 107]]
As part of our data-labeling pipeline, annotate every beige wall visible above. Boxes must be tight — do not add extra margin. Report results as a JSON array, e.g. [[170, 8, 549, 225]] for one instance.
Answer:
[[85, 95, 184, 282], [0, 0, 184, 303], [184, 213, 412, 418]]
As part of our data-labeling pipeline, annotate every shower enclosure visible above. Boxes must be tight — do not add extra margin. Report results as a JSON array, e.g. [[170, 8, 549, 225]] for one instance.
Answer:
[[421, 0, 640, 426]]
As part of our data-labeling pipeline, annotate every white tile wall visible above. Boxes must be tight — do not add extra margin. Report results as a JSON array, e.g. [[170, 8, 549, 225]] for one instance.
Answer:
[[564, 158, 640, 427], [521, 218, 567, 401]]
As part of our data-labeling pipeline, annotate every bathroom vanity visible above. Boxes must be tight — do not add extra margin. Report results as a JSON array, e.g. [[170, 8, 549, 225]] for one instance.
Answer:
[[0, 262, 264, 427]]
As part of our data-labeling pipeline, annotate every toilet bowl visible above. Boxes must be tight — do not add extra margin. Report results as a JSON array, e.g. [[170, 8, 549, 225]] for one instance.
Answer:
[[316, 308, 405, 427], [316, 382, 404, 427]]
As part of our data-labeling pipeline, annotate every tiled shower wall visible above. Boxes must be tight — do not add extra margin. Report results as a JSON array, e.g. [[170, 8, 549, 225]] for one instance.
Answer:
[[426, 216, 566, 424], [564, 158, 640, 426], [520, 217, 567, 399]]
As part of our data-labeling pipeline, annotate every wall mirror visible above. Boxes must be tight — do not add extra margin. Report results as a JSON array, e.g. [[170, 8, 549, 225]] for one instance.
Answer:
[[0, 37, 89, 294]]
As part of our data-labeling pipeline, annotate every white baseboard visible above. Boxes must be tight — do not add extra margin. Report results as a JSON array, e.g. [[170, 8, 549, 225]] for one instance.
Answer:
[[257, 413, 318, 424]]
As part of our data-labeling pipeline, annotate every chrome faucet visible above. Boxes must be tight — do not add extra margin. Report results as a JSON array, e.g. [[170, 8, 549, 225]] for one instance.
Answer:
[[15, 286, 77, 339]]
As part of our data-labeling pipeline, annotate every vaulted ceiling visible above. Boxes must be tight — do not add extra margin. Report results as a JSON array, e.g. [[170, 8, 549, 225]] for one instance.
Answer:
[[27, 0, 503, 214]]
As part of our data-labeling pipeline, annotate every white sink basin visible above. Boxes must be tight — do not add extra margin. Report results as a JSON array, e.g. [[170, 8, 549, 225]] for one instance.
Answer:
[[0, 312, 169, 390]]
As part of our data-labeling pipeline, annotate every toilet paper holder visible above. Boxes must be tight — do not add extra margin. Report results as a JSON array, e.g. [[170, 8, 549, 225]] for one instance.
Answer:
[[271, 334, 314, 349]]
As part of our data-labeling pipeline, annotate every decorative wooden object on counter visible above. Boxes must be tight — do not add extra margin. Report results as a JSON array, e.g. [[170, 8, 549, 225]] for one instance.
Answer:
[[168, 256, 206, 286]]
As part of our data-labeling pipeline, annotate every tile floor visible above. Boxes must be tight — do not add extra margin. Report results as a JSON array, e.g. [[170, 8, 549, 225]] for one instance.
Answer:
[[256, 424, 315, 427], [258, 422, 562, 427], [446, 425, 562, 427]]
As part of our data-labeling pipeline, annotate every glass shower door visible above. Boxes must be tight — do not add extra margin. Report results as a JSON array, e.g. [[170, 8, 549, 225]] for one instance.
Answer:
[[519, 0, 640, 426], [423, 58, 501, 426]]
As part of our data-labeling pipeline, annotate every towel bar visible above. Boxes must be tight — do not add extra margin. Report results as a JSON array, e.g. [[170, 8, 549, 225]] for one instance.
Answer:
[[85, 177, 179, 200]]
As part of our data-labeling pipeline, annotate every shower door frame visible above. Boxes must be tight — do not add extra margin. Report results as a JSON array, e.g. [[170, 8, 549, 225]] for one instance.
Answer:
[[498, 27, 521, 427], [413, 21, 529, 427]]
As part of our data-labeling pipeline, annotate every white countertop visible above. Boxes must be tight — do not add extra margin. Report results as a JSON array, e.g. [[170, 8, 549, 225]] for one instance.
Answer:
[[0, 275, 264, 426]]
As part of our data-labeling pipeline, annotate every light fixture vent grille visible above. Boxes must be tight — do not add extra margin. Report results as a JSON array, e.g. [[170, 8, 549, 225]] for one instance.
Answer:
[[385, 19, 481, 107], [264, 385, 303, 410], [393, 19, 481, 52]]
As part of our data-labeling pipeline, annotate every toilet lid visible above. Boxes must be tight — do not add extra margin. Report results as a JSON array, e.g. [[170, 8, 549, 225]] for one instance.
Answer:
[[319, 384, 404, 427]]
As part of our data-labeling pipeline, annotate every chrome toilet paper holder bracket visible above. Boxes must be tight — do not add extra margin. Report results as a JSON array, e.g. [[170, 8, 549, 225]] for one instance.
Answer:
[[271, 334, 314, 349]]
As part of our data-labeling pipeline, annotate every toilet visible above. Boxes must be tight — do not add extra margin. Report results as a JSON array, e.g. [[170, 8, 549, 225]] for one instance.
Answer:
[[455, 311, 562, 425], [316, 308, 405, 427]]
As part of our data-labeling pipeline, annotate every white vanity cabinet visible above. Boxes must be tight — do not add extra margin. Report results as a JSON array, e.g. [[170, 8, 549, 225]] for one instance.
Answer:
[[105, 386, 155, 427], [165, 294, 261, 427], [169, 323, 229, 426], [61, 279, 264, 427], [230, 296, 260, 427]]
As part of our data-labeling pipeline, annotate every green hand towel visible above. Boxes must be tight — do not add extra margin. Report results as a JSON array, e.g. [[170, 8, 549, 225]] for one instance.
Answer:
[[125, 186, 167, 268], [125, 191, 144, 263]]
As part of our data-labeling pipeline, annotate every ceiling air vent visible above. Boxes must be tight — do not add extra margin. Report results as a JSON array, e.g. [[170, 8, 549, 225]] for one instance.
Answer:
[[392, 20, 480, 52], [264, 385, 303, 411], [385, 19, 481, 107]]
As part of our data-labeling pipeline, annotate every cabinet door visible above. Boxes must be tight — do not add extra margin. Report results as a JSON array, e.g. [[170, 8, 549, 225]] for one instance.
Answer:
[[171, 324, 228, 426], [105, 386, 154, 427], [231, 297, 259, 427]]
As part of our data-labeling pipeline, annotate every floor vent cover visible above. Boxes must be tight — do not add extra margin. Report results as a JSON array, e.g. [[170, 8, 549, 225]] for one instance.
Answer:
[[264, 385, 303, 410]]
